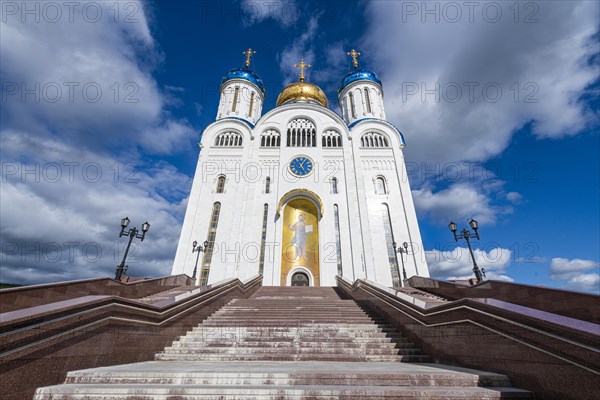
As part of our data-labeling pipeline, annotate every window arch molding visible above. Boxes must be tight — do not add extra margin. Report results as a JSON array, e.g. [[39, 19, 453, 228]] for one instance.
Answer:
[[348, 91, 357, 118], [381, 202, 401, 287], [286, 116, 317, 147], [360, 130, 391, 148], [214, 130, 244, 147], [331, 177, 339, 194], [215, 175, 226, 194], [322, 129, 343, 148], [363, 87, 372, 114], [374, 175, 388, 195], [260, 128, 281, 148], [285, 115, 317, 130], [199, 201, 222, 286]]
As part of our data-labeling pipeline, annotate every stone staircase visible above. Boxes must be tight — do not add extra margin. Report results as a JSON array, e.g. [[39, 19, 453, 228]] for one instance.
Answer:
[[157, 287, 426, 363], [34, 286, 534, 399]]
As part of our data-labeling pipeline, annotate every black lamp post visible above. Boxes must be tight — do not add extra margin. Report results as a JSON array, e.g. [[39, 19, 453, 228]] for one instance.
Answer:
[[115, 217, 150, 280], [392, 241, 410, 281], [448, 219, 486, 283], [191, 240, 209, 280]]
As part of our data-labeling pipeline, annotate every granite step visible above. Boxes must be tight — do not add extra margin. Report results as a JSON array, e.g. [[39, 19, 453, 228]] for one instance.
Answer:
[[170, 340, 411, 348], [167, 340, 416, 348], [160, 346, 421, 355], [154, 354, 431, 362], [61, 361, 514, 387], [34, 383, 533, 399], [193, 323, 399, 329]]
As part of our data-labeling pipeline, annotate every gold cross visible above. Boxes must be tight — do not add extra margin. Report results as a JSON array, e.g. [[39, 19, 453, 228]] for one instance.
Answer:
[[242, 48, 256, 68], [347, 49, 361, 68], [293, 58, 311, 82]]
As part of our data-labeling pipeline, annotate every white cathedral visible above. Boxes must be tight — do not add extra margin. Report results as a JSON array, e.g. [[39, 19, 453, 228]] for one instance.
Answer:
[[171, 49, 429, 287]]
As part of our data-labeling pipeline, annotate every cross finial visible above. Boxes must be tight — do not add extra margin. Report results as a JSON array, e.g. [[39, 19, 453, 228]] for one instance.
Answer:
[[293, 58, 311, 82], [347, 49, 362, 69], [242, 48, 256, 68]]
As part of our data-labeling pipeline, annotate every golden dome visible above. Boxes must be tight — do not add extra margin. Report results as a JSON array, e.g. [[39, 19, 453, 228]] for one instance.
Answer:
[[276, 80, 328, 107]]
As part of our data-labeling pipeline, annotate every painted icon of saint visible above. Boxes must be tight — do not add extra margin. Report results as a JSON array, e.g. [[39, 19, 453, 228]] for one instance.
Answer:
[[289, 213, 311, 259]]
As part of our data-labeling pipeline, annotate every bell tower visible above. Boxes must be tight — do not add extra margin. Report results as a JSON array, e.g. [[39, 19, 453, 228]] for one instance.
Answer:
[[216, 48, 265, 125], [338, 49, 385, 125]]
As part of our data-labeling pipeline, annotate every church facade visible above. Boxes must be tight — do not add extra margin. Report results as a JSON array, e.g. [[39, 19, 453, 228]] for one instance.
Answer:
[[171, 49, 429, 287]]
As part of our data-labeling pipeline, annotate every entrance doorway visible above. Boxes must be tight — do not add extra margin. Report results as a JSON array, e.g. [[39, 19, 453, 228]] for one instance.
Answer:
[[291, 272, 310, 286]]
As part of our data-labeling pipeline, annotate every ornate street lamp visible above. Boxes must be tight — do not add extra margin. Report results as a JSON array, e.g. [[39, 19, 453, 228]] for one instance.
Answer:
[[115, 217, 150, 280], [448, 219, 486, 283], [392, 241, 410, 281], [393, 242, 408, 286], [191, 240, 209, 281]]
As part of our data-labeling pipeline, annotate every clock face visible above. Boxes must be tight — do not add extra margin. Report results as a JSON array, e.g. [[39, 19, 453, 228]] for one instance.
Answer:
[[289, 156, 314, 177]]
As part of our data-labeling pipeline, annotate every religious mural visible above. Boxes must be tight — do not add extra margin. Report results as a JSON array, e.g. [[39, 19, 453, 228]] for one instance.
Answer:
[[280, 198, 320, 286]]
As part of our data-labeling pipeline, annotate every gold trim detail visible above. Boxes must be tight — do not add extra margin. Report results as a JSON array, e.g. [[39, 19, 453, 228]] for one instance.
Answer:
[[277, 189, 325, 218]]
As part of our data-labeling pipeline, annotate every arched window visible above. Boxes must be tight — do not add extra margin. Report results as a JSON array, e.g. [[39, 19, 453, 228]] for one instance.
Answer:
[[287, 118, 316, 147], [260, 129, 280, 148], [343, 97, 349, 120], [258, 204, 268, 275], [199, 202, 221, 286], [249, 92, 255, 117], [381, 204, 401, 287], [322, 130, 342, 148], [360, 132, 390, 148], [349, 92, 357, 118], [214, 131, 243, 147], [265, 177, 271, 194], [334, 204, 343, 276], [231, 87, 239, 112], [331, 177, 338, 194], [216, 175, 226, 193], [364, 88, 372, 113], [375, 176, 387, 195]]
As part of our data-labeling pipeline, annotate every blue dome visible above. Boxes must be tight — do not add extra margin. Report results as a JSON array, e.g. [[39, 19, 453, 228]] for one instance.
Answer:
[[338, 69, 382, 94], [221, 68, 265, 93]]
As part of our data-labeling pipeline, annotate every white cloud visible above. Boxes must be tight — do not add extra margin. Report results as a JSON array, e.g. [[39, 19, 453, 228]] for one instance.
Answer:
[[277, 15, 319, 84], [412, 182, 511, 225], [312, 41, 350, 90], [506, 192, 523, 204], [362, 1, 599, 164], [426, 247, 513, 281], [139, 120, 196, 155], [241, 0, 299, 27], [548, 257, 600, 293], [0, 2, 194, 285], [0, 0, 195, 155], [566, 273, 600, 294], [550, 257, 599, 280], [0, 131, 190, 285]]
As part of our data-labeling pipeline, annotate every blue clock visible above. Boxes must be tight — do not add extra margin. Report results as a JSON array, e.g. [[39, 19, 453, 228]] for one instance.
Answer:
[[289, 156, 314, 177]]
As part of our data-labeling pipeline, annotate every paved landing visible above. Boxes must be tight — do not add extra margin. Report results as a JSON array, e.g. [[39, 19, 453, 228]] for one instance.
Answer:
[[67, 360, 509, 377]]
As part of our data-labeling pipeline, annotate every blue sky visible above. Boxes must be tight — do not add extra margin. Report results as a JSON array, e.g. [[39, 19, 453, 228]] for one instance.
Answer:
[[1, 0, 599, 292]]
